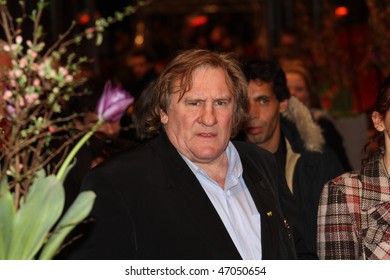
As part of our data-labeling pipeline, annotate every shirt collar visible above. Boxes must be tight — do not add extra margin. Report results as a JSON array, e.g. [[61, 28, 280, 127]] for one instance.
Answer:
[[179, 142, 243, 188]]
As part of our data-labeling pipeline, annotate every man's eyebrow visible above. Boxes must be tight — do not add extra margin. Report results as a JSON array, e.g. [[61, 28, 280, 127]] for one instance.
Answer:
[[254, 95, 272, 100]]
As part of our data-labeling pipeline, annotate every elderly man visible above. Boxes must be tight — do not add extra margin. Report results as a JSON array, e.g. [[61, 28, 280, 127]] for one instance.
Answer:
[[66, 50, 296, 260]]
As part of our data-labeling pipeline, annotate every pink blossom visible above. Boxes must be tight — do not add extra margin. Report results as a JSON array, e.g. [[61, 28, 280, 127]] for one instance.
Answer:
[[30, 63, 38, 71], [18, 97, 25, 107], [14, 69, 22, 78], [58, 67, 68, 76], [9, 79, 17, 88], [3, 45, 10, 52], [15, 36, 23, 44], [19, 57, 28, 68], [48, 126, 56, 133], [25, 93, 38, 104], [86, 27, 96, 33], [33, 78, 41, 87], [27, 49, 38, 59], [65, 75, 73, 83], [37, 63, 45, 71], [3, 90, 12, 100]]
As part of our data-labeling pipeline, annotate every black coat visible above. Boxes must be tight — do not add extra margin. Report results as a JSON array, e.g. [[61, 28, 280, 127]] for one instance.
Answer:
[[65, 133, 296, 260], [280, 118, 344, 255]]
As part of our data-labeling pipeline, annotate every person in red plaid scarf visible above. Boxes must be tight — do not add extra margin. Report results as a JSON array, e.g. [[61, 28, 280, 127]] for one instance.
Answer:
[[317, 76, 390, 260]]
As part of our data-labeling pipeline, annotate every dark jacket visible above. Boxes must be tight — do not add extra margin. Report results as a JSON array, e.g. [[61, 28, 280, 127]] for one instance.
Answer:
[[279, 97, 345, 256], [65, 133, 296, 260], [63, 134, 135, 213], [312, 108, 352, 172]]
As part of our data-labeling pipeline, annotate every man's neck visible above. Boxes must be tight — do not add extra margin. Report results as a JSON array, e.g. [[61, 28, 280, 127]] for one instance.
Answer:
[[196, 153, 229, 189], [258, 127, 281, 154]]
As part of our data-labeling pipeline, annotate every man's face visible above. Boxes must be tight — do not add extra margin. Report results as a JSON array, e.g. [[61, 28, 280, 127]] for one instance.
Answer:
[[128, 56, 151, 80], [161, 67, 235, 165], [246, 80, 287, 153]]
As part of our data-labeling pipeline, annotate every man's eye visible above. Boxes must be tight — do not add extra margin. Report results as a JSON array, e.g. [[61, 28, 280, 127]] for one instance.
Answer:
[[187, 101, 200, 106], [215, 100, 228, 106], [294, 86, 304, 92], [256, 98, 270, 105]]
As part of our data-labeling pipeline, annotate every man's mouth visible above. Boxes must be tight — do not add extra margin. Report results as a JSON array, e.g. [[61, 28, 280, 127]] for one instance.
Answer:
[[246, 126, 263, 134]]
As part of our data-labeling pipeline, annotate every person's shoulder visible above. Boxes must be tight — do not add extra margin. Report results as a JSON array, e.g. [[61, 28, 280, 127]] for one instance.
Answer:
[[80, 137, 163, 191], [298, 145, 346, 178], [232, 140, 277, 167], [301, 143, 340, 162], [89, 137, 159, 173], [232, 140, 273, 157], [325, 170, 361, 192]]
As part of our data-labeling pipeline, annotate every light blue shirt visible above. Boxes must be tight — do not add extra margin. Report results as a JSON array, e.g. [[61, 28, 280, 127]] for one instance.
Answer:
[[180, 142, 261, 260]]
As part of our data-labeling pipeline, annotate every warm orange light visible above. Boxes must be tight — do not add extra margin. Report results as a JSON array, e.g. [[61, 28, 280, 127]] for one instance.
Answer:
[[78, 13, 90, 25], [190, 16, 208, 27], [335, 6, 348, 17]]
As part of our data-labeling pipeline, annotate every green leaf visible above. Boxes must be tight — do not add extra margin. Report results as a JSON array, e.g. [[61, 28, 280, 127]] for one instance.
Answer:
[[39, 190, 96, 260], [74, 36, 82, 45], [37, 0, 45, 11], [36, 25, 43, 41], [115, 12, 123, 21], [30, 9, 37, 21], [0, 177, 14, 259], [7, 173, 64, 259], [96, 33, 103, 46]]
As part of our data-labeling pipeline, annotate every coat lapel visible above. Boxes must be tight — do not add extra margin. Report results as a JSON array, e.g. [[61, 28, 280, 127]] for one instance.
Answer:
[[242, 168, 280, 259], [156, 134, 241, 259]]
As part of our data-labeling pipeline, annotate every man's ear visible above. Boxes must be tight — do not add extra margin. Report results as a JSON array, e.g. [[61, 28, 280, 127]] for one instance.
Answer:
[[279, 99, 289, 113], [160, 110, 168, 124], [372, 111, 384, 132]]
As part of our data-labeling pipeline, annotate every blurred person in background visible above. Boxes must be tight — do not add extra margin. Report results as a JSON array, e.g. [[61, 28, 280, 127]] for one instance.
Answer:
[[117, 47, 158, 101], [282, 60, 352, 172], [132, 80, 157, 142], [62, 78, 136, 212], [115, 47, 158, 141]]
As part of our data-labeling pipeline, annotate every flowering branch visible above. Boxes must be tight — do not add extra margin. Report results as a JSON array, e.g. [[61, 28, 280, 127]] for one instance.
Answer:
[[0, 0, 142, 260], [0, 0, 144, 190]]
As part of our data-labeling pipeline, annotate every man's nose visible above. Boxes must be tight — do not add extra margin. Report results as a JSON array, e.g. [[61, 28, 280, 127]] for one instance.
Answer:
[[200, 104, 217, 126], [249, 103, 260, 119]]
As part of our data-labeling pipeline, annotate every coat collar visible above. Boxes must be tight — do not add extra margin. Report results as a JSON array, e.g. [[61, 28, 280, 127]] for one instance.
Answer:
[[154, 134, 291, 259], [155, 133, 242, 259], [281, 96, 324, 153]]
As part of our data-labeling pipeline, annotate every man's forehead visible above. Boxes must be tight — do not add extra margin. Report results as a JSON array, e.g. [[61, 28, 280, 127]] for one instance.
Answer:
[[249, 80, 275, 96]]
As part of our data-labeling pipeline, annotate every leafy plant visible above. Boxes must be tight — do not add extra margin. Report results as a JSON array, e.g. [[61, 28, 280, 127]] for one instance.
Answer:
[[0, 0, 146, 259]]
